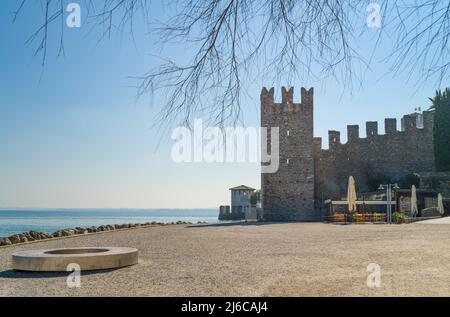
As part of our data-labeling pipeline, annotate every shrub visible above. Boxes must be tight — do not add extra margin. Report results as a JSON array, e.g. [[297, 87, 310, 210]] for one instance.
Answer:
[[430, 89, 450, 172], [250, 189, 261, 207], [366, 174, 393, 192], [398, 173, 421, 189], [392, 212, 408, 224]]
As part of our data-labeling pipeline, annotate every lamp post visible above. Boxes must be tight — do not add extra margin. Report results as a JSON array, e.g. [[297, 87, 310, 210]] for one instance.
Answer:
[[378, 183, 400, 224]]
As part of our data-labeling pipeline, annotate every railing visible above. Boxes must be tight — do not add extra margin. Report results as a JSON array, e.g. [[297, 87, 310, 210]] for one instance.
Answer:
[[325, 213, 387, 223]]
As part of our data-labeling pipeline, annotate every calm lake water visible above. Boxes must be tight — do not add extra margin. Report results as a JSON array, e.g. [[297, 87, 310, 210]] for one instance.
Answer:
[[0, 209, 218, 237]]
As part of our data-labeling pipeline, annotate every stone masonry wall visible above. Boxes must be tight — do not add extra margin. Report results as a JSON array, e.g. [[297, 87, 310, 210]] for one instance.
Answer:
[[261, 86, 435, 221], [261, 87, 319, 221], [314, 111, 435, 203]]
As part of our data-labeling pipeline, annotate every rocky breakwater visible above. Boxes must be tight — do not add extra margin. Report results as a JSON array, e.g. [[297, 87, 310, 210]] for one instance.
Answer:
[[0, 221, 207, 246]]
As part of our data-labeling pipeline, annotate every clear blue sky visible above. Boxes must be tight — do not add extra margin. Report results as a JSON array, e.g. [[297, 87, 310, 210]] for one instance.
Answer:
[[0, 1, 443, 208]]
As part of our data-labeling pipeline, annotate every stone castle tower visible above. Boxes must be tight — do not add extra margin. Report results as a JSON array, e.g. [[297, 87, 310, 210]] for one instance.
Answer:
[[261, 86, 435, 222], [261, 87, 318, 221]]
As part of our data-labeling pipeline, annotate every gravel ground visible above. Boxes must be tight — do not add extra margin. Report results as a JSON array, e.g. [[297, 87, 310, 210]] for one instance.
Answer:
[[1, 222, 450, 297], [414, 217, 450, 224]]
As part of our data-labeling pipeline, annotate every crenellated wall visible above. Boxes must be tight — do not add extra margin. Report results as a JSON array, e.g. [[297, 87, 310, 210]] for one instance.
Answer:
[[314, 111, 435, 201], [261, 86, 319, 221], [261, 86, 436, 220], [261, 86, 435, 220]]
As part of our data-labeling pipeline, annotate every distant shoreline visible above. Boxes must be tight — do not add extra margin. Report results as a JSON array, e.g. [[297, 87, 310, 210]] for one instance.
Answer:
[[0, 220, 207, 247], [0, 208, 217, 211], [0, 208, 219, 237]]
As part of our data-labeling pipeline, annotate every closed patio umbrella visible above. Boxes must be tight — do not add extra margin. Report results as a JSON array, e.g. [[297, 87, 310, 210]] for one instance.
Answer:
[[438, 193, 445, 216], [411, 185, 418, 217], [347, 176, 357, 212]]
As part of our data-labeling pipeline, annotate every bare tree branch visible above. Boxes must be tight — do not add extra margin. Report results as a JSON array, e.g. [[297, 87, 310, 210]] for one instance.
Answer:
[[12, 0, 450, 127], [384, 1, 450, 87]]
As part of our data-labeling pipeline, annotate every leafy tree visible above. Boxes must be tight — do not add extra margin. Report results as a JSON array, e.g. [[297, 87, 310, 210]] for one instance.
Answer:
[[250, 190, 260, 207], [398, 173, 421, 189], [366, 174, 393, 192], [430, 89, 450, 171], [367, 172, 420, 191]]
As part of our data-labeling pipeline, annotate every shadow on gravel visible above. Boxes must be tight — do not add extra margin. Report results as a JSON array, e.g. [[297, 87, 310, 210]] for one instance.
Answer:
[[0, 268, 116, 279]]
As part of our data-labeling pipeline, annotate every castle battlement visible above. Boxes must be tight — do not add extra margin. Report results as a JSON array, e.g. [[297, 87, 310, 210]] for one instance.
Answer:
[[314, 111, 434, 151], [314, 110, 435, 201], [261, 87, 314, 114], [261, 86, 436, 221], [261, 86, 316, 221]]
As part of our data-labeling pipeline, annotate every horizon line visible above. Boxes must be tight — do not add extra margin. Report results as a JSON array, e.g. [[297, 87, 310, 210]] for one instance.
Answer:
[[0, 207, 218, 211]]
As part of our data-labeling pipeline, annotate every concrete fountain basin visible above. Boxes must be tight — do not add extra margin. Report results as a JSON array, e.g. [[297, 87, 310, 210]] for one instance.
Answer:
[[12, 247, 138, 272]]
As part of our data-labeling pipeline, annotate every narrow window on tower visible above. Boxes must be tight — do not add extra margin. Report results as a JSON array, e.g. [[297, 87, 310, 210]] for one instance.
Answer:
[[287, 130, 290, 136], [286, 158, 290, 165]]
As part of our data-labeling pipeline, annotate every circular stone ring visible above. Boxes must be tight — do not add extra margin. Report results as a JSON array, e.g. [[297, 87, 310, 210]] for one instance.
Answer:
[[12, 247, 139, 272]]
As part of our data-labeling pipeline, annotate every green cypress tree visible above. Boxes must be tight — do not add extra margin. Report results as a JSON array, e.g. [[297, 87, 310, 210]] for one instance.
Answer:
[[430, 89, 450, 171]]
